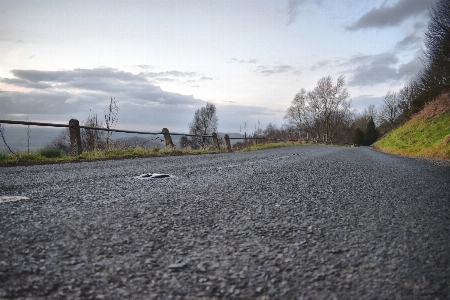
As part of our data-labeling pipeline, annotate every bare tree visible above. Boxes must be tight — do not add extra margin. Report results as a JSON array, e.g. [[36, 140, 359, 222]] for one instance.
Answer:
[[363, 105, 377, 122], [82, 112, 106, 151], [179, 135, 193, 149], [26, 115, 31, 153], [311, 76, 351, 141], [421, 0, 450, 90], [264, 123, 279, 140], [189, 102, 218, 148], [104, 97, 119, 149], [379, 91, 402, 131], [0, 124, 15, 154], [284, 76, 352, 142]]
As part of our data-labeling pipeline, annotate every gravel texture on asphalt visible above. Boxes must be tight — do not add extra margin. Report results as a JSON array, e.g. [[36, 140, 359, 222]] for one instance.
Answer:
[[1, 146, 449, 299]]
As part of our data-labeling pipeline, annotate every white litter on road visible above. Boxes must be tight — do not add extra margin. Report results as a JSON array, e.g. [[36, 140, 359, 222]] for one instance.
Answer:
[[135, 173, 175, 180], [0, 196, 30, 204]]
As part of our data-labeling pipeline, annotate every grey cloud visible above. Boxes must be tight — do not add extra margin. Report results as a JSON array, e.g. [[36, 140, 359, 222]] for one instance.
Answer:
[[12, 68, 147, 83], [0, 91, 91, 115], [144, 70, 199, 78], [345, 53, 398, 66], [347, 53, 399, 86], [345, 53, 423, 86], [287, 0, 322, 25], [395, 33, 422, 50], [414, 21, 427, 30], [11, 70, 74, 82], [143, 70, 208, 84], [397, 56, 423, 77], [0, 78, 52, 89], [255, 65, 295, 76], [1, 67, 283, 133], [154, 78, 175, 82], [135, 64, 153, 70], [231, 58, 258, 64], [2, 67, 206, 118], [288, 0, 306, 25], [347, 0, 437, 31], [310, 59, 332, 71]]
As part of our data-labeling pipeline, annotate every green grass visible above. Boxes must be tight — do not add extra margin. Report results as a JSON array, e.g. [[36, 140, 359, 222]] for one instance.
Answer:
[[0, 152, 9, 161], [0, 146, 228, 166], [241, 141, 303, 151], [374, 112, 450, 159], [40, 148, 64, 158], [0, 142, 315, 166]]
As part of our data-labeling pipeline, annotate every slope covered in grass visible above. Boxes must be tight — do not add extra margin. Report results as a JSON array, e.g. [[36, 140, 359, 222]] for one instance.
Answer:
[[374, 94, 450, 159]]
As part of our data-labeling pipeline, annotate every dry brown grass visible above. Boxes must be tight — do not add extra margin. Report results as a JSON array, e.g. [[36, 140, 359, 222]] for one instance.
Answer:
[[409, 93, 450, 122]]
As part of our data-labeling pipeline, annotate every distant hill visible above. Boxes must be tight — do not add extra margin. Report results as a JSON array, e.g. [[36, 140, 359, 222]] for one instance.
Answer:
[[0, 126, 60, 153], [113, 136, 165, 149], [374, 93, 450, 159]]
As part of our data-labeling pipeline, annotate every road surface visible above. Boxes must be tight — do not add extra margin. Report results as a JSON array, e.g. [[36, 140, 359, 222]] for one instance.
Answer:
[[1, 146, 449, 299]]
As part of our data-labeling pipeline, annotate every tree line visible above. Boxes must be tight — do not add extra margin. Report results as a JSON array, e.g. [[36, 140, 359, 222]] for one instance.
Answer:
[[375, 0, 449, 134], [285, 0, 449, 145]]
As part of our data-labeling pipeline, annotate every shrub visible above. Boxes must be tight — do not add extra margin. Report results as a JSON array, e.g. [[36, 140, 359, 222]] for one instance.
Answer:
[[40, 148, 64, 158], [0, 152, 9, 161]]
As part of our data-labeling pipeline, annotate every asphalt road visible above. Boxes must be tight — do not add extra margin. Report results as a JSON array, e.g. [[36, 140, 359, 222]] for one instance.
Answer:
[[1, 146, 449, 299]]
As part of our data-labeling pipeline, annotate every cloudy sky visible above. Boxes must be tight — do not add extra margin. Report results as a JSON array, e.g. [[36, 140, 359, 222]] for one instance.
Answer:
[[0, 0, 436, 133]]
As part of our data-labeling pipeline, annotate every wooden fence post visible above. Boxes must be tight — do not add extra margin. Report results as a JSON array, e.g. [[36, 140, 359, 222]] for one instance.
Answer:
[[69, 119, 82, 156], [162, 128, 175, 148], [224, 134, 232, 152], [212, 132, 219, 149]]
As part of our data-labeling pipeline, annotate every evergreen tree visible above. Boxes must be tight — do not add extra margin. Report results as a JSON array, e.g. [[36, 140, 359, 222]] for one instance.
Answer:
[[353, 128, 365, 145], [364, 117, 379, 145]]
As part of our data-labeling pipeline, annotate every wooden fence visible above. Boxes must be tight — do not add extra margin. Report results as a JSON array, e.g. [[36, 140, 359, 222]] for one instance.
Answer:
[[0, 119, 273, 156]]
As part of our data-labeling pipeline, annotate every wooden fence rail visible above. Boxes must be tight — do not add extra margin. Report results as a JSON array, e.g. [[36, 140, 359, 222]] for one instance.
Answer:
[[0, 119, 274, 156]]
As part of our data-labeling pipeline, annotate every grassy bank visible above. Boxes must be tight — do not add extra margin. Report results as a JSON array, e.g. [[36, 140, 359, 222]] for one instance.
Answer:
[[0, 147, 224, 166], [0, 142, 305, 166], [374, 112, 450, 159], [241, 141, 303, 151]]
